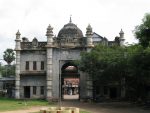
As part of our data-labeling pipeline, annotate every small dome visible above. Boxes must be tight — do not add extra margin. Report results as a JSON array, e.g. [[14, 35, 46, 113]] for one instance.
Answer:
[[119, 29, 124, 34], [58, 22, 83, 38], [16, 30, 21, 35]]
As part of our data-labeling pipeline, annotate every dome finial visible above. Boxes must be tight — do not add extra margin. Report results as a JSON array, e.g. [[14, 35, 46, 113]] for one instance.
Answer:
[[69, 15, 72, 23], [16, 30, 21, 36], [120, 29, 124, 34]]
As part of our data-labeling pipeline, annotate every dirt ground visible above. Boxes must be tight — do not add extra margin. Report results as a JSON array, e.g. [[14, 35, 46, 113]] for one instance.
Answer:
[[62, 101, 150, 113], [1, 101, 150, 113]]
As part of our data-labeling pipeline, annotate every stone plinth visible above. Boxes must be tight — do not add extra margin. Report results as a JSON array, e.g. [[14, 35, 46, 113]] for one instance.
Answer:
[[40, 107, 79, 113]]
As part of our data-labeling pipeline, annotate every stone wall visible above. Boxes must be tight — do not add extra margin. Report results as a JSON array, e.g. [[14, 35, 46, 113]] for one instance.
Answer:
[[20, 75, 46, 98], [20, 50, 46, 72]]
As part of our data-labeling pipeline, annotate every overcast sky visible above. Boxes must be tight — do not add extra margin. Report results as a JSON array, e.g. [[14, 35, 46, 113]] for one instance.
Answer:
[[0, 0, 150, 63]]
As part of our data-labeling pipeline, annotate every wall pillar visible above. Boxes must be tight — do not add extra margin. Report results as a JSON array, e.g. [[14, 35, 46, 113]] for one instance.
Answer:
[[46, 49, 53, 100], [46, 25, 54, 100], [85, 25, 94, 99], [15, 51, 20, 99], [86, 74, 93, 98], [15, 30, 21, 99]]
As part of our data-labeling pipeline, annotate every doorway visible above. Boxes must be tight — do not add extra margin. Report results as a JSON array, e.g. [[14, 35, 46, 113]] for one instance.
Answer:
[[61, 62, 80, 100], [24, 86, 30, 98]]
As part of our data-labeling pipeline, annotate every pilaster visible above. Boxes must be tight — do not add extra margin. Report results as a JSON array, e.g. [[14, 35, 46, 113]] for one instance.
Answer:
[[46, 25, 54, 100], [15, 53, 21, 99], [85, 25, 94, 99], [46, 49, 53, 99], [86, 74, 93, 98], [15, 30, 21, 99]]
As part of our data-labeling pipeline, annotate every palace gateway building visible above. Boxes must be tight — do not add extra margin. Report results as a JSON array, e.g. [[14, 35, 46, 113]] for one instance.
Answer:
[[14, 18, 124, 100]]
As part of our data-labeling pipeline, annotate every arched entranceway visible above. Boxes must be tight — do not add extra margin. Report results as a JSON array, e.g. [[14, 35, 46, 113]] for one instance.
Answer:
[[61, 62, 80, 100]]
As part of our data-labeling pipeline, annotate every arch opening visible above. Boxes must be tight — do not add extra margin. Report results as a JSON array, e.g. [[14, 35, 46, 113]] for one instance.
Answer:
[[61, 62, 80, 100]]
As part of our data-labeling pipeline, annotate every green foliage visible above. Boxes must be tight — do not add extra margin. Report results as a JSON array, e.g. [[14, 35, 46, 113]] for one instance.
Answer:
[[134, 13, 150, 48], [3, 48, 15, 65], [0, 64, 15, 77], [126, 45, 150, 100], [79, 43, 150, 101], [79, 45, 127, 82]]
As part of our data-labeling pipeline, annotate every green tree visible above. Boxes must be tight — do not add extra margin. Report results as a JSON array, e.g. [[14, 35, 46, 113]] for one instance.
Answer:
[[3, 49, 15, 65], [79, 45, 127, 81], [134, 13, 150, 48], [0, 64, 15, 77], [127, 45, 150, 101], [79, 44, 128, 99], [79, 43, 150, 101]]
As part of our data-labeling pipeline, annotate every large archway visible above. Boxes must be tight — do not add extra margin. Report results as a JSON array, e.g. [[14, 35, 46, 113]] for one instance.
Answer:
[[61, 62, 80, 100]]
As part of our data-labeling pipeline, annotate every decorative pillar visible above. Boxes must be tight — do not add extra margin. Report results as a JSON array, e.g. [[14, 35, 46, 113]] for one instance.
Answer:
[[86, 24, 94, 48], [85, 25, 94, 99], [46, 25, 53, 45], [46, 25, 53, 100], [15, 30, 21, 99], [119, 29, 125, 46]]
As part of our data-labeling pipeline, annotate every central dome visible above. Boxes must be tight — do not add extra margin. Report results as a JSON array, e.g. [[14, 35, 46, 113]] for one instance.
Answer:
[[58, 20, 83, 38]]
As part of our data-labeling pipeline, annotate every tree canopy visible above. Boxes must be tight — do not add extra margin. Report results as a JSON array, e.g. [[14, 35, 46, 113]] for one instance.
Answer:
[[134, 13, 150, 48], [78, 43, 150, 101], [3, 48, 15, 65], [80, 45, 126, 85]]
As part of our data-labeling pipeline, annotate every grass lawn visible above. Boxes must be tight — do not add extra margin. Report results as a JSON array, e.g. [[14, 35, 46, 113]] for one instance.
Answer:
[[0, 97, 91, 113], [0, 97, 50, 112]]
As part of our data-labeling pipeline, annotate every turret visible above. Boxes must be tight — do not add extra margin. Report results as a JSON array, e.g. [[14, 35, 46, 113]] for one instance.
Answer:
[[15, 30, 21, 50], [86, 24, 94, 47], [46, 24, 53, 45], [119, 29, 124, 39], [119, 29, 125, 46]]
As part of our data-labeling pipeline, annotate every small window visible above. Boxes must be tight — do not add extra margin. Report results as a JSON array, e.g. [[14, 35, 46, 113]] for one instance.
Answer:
[[40, 86, 44, 95], [26, 61, 29, 70], [41, 61, 44, 70], [33, 61, 37, 70], [33, 86, 36, 95]]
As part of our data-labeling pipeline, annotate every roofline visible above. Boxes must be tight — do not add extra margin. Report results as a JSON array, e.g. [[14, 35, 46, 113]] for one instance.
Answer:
[[93, 32, 104, 38]]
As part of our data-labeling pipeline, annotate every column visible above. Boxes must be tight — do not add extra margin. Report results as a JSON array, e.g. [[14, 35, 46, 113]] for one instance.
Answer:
[[46, 25, 53, 100], [46, 49, 53, 100], [15, 51, 20, 99]]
